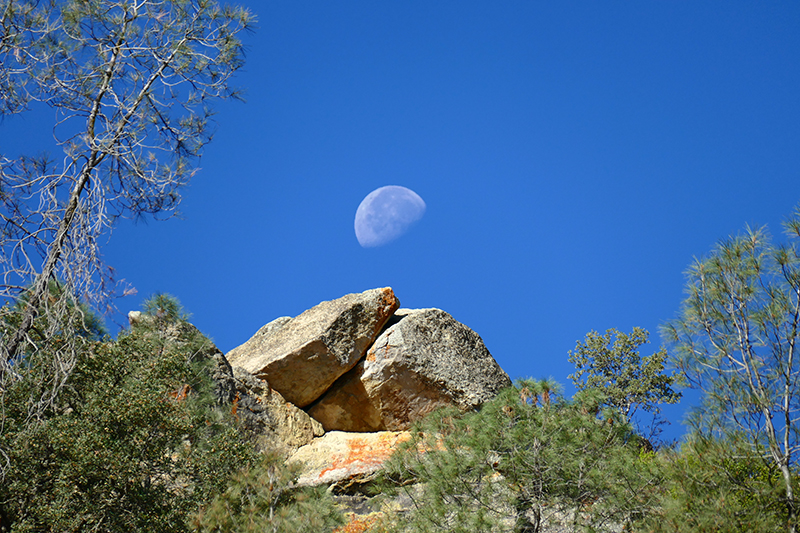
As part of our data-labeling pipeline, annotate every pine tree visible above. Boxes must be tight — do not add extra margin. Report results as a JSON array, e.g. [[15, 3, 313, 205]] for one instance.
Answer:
[[381, 380, 662, 533], [0, 0, 253, 435], [663, 204, 800, 532], [192, 453, 344, 533]]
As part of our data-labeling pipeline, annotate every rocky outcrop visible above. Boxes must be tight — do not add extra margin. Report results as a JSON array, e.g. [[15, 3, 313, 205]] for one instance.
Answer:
[[221, 287, 510, 469], [307, 308, 512, 431], [227, 288, 400, 407], [289, 430, 410, 488], [125, 288, 522, 531]]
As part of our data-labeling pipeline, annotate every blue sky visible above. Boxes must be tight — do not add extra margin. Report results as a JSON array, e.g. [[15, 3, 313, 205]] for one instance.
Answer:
[[4, 1, 800, 440]]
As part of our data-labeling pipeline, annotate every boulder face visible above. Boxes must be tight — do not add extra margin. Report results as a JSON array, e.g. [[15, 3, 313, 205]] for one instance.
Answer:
[[306, 361, 383, 432], [307, 308, 512, 432], [289, 430, 411, 488], [226, 288, 400, 408]]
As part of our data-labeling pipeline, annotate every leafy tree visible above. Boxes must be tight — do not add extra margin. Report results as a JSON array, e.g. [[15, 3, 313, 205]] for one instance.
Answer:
[[568, 327, 680, 437], [381, 380, 662, 533], [0, 0, 253, 424], [192, 453, 344, 533], [0, 295, 255, 532], [663, 204, 800, 532]]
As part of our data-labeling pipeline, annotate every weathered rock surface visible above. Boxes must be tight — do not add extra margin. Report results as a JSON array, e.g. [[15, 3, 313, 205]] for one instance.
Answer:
[[289, 430, 410, 488], [307, 361, 384, 432], [227, 316, 292, 360], [232, 369, 324, 456], [308, 308, 512, 431], [227, 288, 400, 407]]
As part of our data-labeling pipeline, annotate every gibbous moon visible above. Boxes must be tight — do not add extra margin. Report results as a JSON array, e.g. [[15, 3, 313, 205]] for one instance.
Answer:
[[355, 186, 426, 248]]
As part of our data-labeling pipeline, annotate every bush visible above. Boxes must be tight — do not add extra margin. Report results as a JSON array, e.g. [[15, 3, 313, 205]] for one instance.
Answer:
[[0, 295, 255, 532], [640, 434, 789, 533], [192, 453, 344, 533]]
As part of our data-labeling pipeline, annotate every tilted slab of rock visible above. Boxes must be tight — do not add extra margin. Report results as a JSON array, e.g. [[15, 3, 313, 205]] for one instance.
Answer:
[[232, 369, 324, 457], [244, 315, 293, 345], [307, 308, 512, 431], [289, 430, 410, 488], [226, 288, 400, 407]]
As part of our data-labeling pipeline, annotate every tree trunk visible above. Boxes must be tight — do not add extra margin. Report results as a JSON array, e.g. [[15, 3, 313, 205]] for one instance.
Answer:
[[3, 166, 92, 362], [780, 463, 797, 533]]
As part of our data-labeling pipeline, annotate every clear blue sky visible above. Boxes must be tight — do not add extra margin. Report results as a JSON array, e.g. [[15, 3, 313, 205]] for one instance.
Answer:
[[4, 1, 800, 439]]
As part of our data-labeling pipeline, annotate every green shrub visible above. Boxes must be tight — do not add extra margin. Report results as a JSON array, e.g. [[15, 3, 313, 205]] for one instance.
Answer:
[[639, 434, 789, 533], [0, 295, 255, 532], [192, 453, 344, 533]]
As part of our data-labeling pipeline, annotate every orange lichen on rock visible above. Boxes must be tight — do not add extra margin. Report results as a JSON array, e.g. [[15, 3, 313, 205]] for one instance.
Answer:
[[378, 287, 398, 319], [231, 391, 240, 418], [334, 513, 382, 533], [319, 431, 410, 480], [369, 287, 399, 339]]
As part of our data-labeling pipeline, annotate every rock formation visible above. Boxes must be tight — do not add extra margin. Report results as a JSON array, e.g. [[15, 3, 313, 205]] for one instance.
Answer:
[[221, 287, 512, 511], [288, 430, 410, 488], [226, 289, 511, 435], [232, 369, 324, 456], [127, 288, 610, 532]]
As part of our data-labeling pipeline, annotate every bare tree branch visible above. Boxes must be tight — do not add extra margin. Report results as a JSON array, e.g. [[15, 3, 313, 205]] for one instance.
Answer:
[[0, 0, 253, 475]]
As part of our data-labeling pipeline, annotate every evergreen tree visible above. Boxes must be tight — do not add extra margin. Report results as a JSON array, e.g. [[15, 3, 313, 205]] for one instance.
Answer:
[[192, 453, 344, 533], [381, 380, 662, 533], [663, 204, 800, 532]]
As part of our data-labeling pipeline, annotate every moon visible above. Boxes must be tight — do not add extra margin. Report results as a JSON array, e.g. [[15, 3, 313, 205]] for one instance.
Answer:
[[354, 186, 426, 248]]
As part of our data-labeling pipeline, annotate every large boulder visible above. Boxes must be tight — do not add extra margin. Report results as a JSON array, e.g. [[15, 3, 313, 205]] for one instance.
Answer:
[[226, 288, 400, 407], [307, 308, 512, 431]]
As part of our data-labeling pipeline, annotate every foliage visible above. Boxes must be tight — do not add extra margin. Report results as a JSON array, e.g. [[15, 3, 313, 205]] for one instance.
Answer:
[[0, 295, 255, 532], [380, 380, 662, 533], [0, 0, 254, 427], [144, 292, 191, 324], [568, 327, 680, 436], [640, 434, 788, 533], [192, 453, 344, 533], [663, 204, 800, 531], [0, 281, 107, 428]]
